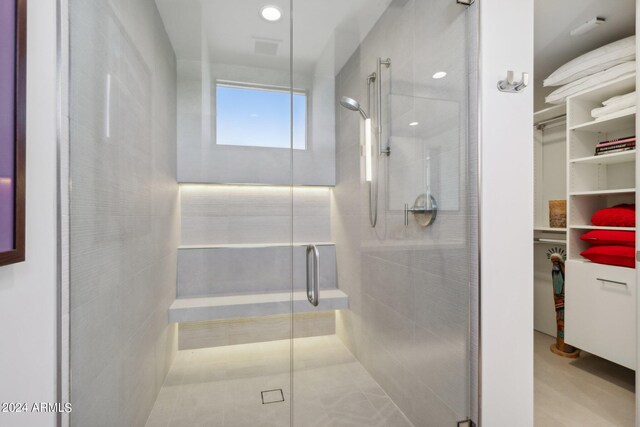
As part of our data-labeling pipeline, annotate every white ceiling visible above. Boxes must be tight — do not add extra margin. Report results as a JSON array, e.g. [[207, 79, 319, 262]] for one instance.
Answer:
[[154, 0, 393, 75], [155, 0, 636, 108], [534, 0, 635, 110]]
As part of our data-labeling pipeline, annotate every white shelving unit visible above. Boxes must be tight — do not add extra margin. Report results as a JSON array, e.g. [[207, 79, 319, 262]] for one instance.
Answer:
[[564, 73, 636, 370]]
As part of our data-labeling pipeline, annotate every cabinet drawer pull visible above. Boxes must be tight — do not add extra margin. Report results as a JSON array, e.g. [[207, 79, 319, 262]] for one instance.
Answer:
[[596, 278, 627, 286]]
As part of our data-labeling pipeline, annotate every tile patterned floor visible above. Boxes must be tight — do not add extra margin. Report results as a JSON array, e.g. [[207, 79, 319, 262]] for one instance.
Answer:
[[145, 335, 414, 427], [534, 331, 635, 427]]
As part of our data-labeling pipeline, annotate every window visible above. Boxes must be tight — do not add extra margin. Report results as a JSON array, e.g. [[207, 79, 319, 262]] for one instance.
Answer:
[[216, 82, 307, 150]]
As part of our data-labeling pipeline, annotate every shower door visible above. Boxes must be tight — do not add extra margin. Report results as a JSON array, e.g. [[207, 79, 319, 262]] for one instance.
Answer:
[[291, 0, 478, 426], [68, 0, 477, 424]]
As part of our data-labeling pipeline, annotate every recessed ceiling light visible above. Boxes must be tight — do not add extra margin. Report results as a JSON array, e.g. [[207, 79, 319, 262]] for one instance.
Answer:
[[260, 5, 283, 22], [409, 122, 419, 127], [432, 71, 447, 79]]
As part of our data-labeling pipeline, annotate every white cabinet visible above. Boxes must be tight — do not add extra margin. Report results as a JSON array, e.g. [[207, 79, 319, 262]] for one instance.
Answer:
[[564, 73, 636, 369], [565, 260, 636, 369]]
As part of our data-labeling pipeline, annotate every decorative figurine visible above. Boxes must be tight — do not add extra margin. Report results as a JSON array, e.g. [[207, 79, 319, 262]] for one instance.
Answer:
[[547, 247, 580, 358]]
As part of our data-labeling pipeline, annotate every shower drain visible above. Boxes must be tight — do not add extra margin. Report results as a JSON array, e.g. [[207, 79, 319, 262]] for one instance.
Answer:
[[261, 389, 285, 404]]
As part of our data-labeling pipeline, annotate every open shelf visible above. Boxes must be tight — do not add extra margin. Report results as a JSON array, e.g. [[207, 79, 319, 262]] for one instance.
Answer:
[[569, 225, 636, 231], [570, 150, 636, 165], [570, 188, 635, 196], [569, 110, 635, 133], [570, 74, 636, 102], [534, 104, 566, 123], [567, 74, 636, 129], [534, 227, 567, 232]]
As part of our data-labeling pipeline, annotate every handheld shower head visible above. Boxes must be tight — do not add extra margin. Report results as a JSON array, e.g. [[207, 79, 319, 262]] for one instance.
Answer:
[[340, 96, 369, 119], [340, 96, 360, 111]]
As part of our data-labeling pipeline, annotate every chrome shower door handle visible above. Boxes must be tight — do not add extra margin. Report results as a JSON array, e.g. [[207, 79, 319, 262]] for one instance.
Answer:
[[306, 245, 320, 307]]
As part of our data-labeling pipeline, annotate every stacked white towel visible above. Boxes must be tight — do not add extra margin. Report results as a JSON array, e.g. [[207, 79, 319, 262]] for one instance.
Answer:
[[591, 92, 636, 120]]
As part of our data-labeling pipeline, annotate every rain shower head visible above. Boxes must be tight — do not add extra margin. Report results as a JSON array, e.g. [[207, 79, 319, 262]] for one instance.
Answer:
[[340, 96, 369, 119]]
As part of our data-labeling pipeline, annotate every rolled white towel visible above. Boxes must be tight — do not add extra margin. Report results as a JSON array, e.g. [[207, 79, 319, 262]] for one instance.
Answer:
[[591, 91, 636, 118]]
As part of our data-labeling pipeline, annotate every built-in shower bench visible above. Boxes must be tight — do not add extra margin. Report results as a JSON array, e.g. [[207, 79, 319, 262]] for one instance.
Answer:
[[169, 243, 348, 323], [169, 289, 348, 323]]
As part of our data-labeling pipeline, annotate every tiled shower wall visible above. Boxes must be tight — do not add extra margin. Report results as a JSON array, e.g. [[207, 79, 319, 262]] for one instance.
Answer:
[[332, 0, 477, 426], [180, 185, 331, 246], [69, 1, 179, 426], [177, 185, 335, 349]]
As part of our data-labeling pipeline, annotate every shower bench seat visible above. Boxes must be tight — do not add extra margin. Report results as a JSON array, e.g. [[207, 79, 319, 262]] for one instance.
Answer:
[[171, 242, 347, 323], [168, 289, 349, 323]]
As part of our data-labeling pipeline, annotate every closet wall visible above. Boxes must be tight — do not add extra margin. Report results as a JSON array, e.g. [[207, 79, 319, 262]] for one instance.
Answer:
[[533, 107, 566, 336]]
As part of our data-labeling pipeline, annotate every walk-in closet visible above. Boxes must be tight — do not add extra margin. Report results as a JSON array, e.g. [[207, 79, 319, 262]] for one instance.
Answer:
[[533, 1, 637, 424]]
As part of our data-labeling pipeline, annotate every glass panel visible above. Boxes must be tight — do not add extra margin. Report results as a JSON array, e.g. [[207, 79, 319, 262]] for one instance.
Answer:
[[292, 0, 477, 425], [69, 0, 294, 426]]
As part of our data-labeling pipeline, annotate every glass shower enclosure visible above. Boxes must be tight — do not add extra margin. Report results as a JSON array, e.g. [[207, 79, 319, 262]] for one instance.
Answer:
[[68, 0, 478, 425]]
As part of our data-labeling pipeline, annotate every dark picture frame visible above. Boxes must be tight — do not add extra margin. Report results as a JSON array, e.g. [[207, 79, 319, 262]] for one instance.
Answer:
[[0, 0, 26, 267]]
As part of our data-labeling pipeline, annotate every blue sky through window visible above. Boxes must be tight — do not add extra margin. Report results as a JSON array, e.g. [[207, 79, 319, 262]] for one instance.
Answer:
[[216, 84, 307, 150]]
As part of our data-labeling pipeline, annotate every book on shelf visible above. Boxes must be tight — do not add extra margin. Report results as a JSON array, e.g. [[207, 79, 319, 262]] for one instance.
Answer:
[[596, 141, 635, 152], [594, 145, 636, 156], [596, 136, 635, 148], [595, 136, 636, 155]]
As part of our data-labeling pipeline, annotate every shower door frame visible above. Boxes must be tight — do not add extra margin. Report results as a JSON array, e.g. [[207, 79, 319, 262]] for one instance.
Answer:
[[54, 1, 490, 426]]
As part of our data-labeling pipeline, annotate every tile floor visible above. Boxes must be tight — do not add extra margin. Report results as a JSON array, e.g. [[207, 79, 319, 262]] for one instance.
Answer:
[[145, 335, 414, 426], [535, 331, 635, 426]]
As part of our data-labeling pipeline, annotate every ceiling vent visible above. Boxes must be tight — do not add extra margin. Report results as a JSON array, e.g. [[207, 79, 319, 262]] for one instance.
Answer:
[[254, 37, 281, 56]]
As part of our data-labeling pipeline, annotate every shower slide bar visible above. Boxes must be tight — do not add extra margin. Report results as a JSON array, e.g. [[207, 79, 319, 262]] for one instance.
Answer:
[[368, 57, 391, 227], [306, 244, 320, 307], [376, 58, 391, 157], [338, 57, 390, 228]]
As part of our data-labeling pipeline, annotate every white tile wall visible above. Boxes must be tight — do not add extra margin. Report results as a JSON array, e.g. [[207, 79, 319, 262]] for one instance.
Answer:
[[332, 0, 478, 425], [178, 312, 336, 350], [69, 0, 179, 425], [180, 185, 332, 246], [177, 245, 337, 297], [177, 184, 335, 349]]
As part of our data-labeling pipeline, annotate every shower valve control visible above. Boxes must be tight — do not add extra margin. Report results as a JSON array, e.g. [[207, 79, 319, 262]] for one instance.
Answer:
[[404, 193, 437, 228]]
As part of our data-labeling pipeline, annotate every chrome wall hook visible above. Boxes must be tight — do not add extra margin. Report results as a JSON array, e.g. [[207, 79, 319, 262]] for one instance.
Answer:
[[497, 71, 529, 93]]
